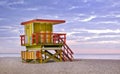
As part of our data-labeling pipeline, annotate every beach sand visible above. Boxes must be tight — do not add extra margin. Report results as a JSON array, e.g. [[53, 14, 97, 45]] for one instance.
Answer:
[[0, 57, 120, 74]]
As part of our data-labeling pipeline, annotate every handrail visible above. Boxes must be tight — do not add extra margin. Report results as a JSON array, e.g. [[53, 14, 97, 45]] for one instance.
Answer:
[[20, 33, 66, 45], [32, 33, 66, 44], [58, 36, 73, 54], [56, 35, 74, 61]]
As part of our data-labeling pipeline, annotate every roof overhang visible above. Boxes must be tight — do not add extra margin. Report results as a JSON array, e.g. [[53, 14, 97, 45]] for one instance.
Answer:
[[21, 19, 65, 25]]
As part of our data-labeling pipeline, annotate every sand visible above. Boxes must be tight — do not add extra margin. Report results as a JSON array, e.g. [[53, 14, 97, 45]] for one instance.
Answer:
[[0, 57, 120, 74]]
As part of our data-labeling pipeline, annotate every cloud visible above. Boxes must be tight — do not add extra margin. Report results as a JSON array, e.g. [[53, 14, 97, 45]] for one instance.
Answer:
[[111, 1, 120, 7], [95, 21, 119, 24], [82, 34, 120, 41], [42, 15, 60, 19], [0, 0, 7, 5], [101, 13, 120, 18], [0, 25, 23, 37], [86, 29, 120, 34], [67, 37, 120, 46], [68, 6, 80, 10], [0, 25, 21, 30], [95, 41, 120, 44], [24, 7, 39, 11], [67, 15, 96, 23], [65, 28, 120, 45], [65, 11, 120, 25], [8, 0, 24, 5], [68, 33, 120, 42], [112, 14, 120, 18], [83, 0, 88, 3], [68, 35, 120, 44], [79, 15, 96, 22], [0, 0, 25, 9], [0, 37, 19, 39], [72, 28, 120, 34], [0, 18, 5, 21], [65, 14, 96, 24], [78, 40, 120, 44]]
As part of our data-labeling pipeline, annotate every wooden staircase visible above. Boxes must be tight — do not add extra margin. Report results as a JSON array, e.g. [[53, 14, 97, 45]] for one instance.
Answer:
[[57, 35, 74, 61]]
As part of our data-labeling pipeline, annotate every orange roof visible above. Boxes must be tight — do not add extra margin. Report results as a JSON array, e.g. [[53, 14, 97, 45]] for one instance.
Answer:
[[21, 19, 65, 25]]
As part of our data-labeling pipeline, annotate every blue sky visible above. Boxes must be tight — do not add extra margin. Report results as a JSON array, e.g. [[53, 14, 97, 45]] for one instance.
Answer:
[[0, 0, 120, 54]]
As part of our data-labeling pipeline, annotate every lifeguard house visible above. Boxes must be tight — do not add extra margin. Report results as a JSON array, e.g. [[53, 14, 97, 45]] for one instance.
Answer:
[[20, 19, 73, 63]]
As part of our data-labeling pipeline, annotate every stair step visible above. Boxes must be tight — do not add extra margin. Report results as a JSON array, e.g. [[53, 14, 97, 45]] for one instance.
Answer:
[[42, 47, 62, 50]]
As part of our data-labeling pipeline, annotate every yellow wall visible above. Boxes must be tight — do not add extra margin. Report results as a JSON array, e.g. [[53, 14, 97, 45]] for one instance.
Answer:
[[33, 23, 53, 33], [24, 23, 33, 44], [33, 23, 53, 43]]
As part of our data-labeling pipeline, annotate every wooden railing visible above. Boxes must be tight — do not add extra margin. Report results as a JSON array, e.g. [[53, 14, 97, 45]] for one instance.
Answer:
[[20, 33, 66, 45]]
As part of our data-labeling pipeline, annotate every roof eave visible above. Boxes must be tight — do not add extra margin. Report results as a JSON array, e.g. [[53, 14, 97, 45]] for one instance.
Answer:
[[21, 19, 65, 25]]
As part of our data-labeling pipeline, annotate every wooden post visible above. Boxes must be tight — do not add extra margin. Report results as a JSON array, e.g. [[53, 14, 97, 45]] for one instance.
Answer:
[[60, 50, 62, 61], [40, 50, 42, 63]]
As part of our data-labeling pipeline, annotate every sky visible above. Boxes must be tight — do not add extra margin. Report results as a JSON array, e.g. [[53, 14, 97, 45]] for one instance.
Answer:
[[0, 0, 120, 54]]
